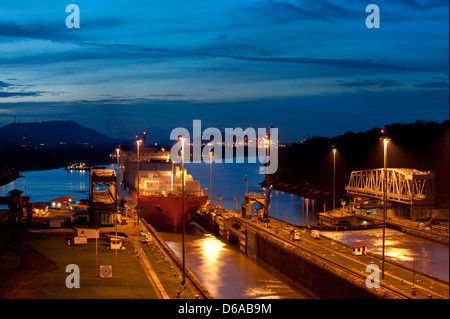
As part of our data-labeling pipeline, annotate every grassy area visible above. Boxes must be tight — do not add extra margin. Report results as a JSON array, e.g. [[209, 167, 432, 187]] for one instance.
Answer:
[[0, 250, 20, 272], [23, 235, 159, 299]]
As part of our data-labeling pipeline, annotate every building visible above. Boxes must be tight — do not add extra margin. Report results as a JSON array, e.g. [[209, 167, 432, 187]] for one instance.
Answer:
[[8, 189, 31, 224], [74, 225, 100, 239], [89, 169, 117, 226], [50, 196, 77, 210], [351, 243, 367, 256], [49, 219, 65, 228], [32, 203, 48, 215]]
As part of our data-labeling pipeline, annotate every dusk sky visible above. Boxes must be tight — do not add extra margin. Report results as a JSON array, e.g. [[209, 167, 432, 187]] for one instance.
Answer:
[[0, 0, 448, 143]]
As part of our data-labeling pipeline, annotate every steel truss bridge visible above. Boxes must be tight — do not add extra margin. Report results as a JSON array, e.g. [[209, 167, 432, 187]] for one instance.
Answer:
[[345, 168, 435, 206]]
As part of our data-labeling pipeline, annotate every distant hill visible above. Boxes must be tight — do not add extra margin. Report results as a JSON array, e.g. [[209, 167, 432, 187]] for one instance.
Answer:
[[0, 121, 118, 147]]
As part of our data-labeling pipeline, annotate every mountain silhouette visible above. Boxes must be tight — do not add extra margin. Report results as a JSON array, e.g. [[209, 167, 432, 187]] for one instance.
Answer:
[[0, 120, 118, 147]]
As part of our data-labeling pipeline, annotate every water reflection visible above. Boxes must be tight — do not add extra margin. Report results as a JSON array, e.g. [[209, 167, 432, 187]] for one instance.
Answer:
[[159, 223, 310, 299], [198, 234, 226, 264], [320, 228, 449, 281]]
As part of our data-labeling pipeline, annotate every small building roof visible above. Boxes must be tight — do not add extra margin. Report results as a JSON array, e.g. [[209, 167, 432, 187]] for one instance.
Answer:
[[50, 196, 77, 204], [74, 225, 100, 229], [351, 243, 367, 248], [8, 189, 23, 194]]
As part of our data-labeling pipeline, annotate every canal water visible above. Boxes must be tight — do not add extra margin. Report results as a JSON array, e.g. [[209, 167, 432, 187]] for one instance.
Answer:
[[1, 157, 448, 295]]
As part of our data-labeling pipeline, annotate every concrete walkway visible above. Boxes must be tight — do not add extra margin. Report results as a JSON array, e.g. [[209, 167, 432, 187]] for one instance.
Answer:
[[102, 221, 200, 299]]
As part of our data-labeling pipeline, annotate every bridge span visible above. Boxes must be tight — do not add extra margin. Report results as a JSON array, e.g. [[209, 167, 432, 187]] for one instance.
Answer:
[[345, 168, 435, 206]]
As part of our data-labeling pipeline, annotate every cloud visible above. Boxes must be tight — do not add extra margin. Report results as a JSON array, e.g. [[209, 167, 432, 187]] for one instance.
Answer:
[[0, 81, 13, 88], [339, 79, 401, 88], [0, 18, 127, 43], [415, 81, 449, 88], [0, 91, 43, 98], [231, 0, 362, 26], [0, 79, 55, 99], [0, 20, 57, 40], [392, 0, 449, 10], [197, 53, 421, 71]]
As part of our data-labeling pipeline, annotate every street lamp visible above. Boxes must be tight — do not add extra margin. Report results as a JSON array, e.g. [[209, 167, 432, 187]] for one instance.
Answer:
[[265, 135, 270, 220], [209, 150, 213, 203], [136, 138, 142, 225], [332, 146, 336, 212], [382, 135, 390, 280], [265, 136, 270, 191], [178, 135, 186, 287], [245, 175, 248, 194], [115, 147, 120, 275], [116, 147, 121, 208]]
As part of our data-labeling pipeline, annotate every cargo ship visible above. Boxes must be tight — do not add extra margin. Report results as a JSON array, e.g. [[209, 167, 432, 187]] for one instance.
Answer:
[[121, 145, 208, 231]]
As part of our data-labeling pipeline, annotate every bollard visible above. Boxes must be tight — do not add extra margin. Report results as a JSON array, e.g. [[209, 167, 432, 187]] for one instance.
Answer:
[[177, 290, 181, 298], [411, 286, 417, 296]]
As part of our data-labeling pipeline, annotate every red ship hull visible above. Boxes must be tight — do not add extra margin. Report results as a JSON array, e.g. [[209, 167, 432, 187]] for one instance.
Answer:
[[130, 190, 208, 231]]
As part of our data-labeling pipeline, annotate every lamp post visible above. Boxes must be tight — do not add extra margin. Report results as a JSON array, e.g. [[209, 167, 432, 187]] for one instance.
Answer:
[[116, 147, 120, 208], [265, 135, 270, 221], [209, 150, 213, 203], [218, 194, 223, 207], [171, 161, 174, 191], [382, 136, 389, 280], [179, 135, 186, 287], [136, 138, 142, 225], [115, 147, 120, 276], [332, 146, 336, 212], [245, 175, 248, 194]]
